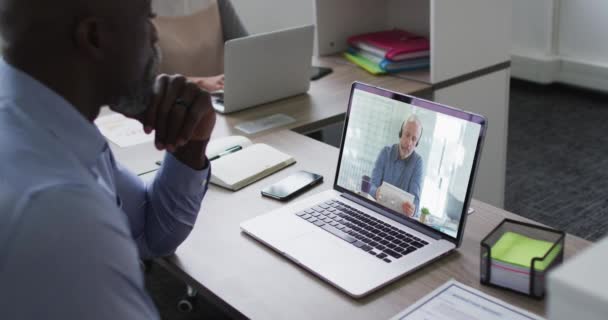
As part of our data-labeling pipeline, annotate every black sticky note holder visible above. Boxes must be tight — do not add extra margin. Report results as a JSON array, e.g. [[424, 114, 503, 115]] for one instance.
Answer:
[[480, 219, 565, 299]]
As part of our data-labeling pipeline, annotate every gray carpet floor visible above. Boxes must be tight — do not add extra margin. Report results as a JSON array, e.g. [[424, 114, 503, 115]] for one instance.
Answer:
[[506, 80, 608, 241], [146, 79, 608, 319]]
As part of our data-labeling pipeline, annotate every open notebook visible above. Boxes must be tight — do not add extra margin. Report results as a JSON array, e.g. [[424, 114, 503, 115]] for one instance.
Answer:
[[207, 136, 295, 191]]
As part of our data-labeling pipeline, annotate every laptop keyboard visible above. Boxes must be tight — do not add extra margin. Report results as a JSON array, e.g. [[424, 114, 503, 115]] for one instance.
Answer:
[[295, 200, 429, 263]]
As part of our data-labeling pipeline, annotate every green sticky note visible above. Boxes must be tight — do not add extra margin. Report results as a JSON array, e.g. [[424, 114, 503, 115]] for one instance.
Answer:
[[343, 52, 386, 75], [491, 231, 561, 271]]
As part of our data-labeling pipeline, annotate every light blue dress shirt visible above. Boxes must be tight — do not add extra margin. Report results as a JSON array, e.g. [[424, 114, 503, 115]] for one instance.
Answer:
[[370, 144, 423, 217], [0, 59, 210, 319]]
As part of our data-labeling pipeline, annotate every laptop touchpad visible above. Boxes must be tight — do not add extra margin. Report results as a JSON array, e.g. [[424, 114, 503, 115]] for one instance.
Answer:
[[242, 211, 314, 250], [284, 233, 390, 295], [285, 231, 366, 272]]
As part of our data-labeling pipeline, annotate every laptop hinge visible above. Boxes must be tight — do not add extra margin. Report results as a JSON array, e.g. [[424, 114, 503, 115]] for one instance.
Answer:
[[340, 193, 443, 240]]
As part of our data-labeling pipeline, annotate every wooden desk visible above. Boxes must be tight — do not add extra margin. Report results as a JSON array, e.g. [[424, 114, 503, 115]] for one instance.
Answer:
[[156, 130, 590, 320]]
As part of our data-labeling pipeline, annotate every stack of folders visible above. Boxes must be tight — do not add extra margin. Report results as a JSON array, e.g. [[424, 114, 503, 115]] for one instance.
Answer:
[[488, 232, 561, 294], [344, 29, 430, 75]]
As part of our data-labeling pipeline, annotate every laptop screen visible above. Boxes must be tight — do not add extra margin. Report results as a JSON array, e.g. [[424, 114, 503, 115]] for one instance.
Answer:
[[335, 83, 486, 242]]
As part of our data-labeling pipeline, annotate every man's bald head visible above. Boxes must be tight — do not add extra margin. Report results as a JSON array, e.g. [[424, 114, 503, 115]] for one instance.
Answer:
[[0, 0, 139, 52], [0, 0, 159, 120]]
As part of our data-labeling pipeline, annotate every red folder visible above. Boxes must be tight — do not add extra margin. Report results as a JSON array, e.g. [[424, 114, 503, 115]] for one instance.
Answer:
[[348, 29, 430, 61]]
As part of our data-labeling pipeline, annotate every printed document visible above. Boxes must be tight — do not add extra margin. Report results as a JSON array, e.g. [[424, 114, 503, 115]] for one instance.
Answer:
[[390, 280, 545, 320]]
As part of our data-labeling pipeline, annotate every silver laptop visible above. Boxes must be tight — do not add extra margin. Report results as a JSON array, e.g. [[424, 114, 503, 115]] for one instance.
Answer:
[[212, 25, 314, 114], [241, 82, 487, 297]]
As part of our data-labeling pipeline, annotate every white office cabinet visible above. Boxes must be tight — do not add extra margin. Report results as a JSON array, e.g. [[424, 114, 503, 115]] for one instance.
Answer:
[[315, 0, 511, 83], [434, 70, 510, 207], [548, 236, 608, 320], [315, 0, 389, 56], [431, 0, 511, 83], [315, 0, 511, 207]]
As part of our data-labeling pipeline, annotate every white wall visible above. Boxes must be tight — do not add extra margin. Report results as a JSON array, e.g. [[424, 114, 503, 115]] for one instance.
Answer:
[[152, 0, 195, 16], [512, 0, 608, 91], [511, 0, 555, 56], [152, 0, 314, 34], [230, 0, 313, 34], [558, 0, 608, 65]]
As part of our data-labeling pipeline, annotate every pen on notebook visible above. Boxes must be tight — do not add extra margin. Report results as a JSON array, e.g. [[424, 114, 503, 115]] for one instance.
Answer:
[[209, 145, 242, 161], [156, 146, 243, 166], [155, 145, 243, 166]]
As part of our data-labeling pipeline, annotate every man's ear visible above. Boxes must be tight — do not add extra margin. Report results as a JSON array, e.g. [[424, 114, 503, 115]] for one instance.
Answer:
[[73, 17, 107, 60]]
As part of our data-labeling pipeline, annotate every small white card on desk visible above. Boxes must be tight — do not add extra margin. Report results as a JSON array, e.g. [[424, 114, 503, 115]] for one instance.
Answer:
[[390, 280, 544, 320], [95, 113, 154, 148], [235, 113, 296, 135]]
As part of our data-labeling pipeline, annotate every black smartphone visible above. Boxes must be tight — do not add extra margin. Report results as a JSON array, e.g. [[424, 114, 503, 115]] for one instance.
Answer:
[[261, 171, 323, 201], [310, 66, 333, 81]]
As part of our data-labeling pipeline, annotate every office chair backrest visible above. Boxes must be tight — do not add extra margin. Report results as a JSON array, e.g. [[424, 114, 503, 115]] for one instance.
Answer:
[[153, 0, 224, 77]]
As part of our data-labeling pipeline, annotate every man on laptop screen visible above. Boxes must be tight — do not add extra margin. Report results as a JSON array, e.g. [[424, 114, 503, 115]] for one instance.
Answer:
[[368, 115, 424, 218], [241, 82, 486, 297], [337, 88, 482, 238]]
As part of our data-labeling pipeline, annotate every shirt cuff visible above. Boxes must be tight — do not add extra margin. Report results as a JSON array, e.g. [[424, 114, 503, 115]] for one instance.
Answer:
[[156, 152, 210, 196]]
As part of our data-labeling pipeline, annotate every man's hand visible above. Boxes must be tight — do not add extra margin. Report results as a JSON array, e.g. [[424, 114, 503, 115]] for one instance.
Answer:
[[190, 75, 224, 92], [139, 74, 216, 169], [401, 201, 415, 217]]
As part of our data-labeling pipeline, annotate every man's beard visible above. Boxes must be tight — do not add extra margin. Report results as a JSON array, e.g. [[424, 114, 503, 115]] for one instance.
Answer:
[[399, 143, 413, 159], [112, 45, 162, 117]]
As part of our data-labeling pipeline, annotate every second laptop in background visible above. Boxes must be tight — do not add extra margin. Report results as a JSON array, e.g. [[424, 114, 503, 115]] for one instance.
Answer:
[[213, 24, 314, 114]]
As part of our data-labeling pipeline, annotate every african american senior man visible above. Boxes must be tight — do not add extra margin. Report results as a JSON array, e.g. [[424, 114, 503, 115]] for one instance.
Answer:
[[0, 0, 216, 318]]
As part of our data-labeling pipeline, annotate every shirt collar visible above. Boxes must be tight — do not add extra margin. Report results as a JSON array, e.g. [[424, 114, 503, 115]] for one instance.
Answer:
[[0, 58, 107, 167]]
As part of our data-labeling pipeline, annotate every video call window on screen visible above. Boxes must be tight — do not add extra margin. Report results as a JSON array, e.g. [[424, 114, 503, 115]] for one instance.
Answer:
[[337, 90, 481, 238]]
